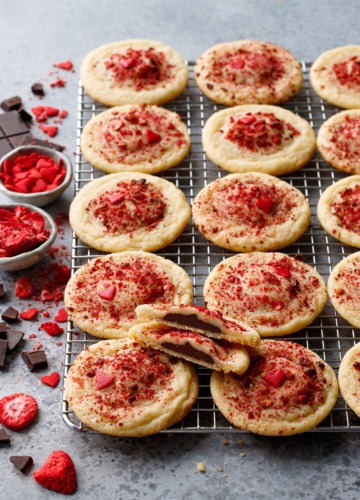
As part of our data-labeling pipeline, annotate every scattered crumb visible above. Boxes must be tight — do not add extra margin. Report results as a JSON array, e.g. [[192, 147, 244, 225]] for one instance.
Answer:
[[222, 439, 230, 446], [197, 462, 206, 473], [240, 452, 246, 457], [237, 439, 244, 446], [216, 466, 223, 472], [223, 473, 228, 478]]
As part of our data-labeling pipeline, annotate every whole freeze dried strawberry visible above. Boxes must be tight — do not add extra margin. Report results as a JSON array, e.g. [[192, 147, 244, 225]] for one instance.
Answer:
[[33, 450, 77, 494], [0, 393, 38, 430], [15, 276, 35, 298]]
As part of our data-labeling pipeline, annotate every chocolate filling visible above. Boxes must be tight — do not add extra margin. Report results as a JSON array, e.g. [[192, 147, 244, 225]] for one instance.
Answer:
[[162, 341, 215, 364], [163, 313, 221, 334]]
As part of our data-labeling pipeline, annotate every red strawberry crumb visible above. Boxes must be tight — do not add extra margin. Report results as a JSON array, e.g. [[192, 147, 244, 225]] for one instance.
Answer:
[[54, 60, 74, 71], [33, 450, 77, 494], [54, 309, 68, 323], [0, 393, 38, 431], [43, 311, 51, 318], [41, 289, 53, 302], [28, 333, 37, 339], [95, 372, 115, 390], [50, 78, 66, 88], [41, 372, 60, 388], [40, 322, 64, 336], [33, 342, 43, 350], [15, 277, 35, 298], [145, 129, 161, 144], [39, 125, 58, 137], [273, 267, 291, 278], [20, 308, 38, 320], [256, 197, 274, 214]]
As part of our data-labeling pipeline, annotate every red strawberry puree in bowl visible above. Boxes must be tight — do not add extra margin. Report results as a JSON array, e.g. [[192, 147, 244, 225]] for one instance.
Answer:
[[0, 203, 57, 271]]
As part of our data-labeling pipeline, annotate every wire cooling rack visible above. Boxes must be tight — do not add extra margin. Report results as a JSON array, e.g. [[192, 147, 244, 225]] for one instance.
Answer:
[[63, 62, 360, 433]]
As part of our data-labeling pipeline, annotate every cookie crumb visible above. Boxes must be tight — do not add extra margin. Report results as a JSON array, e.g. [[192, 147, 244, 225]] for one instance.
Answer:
[[240, 452, 246, 457], [222, 439, 230, 446], [216, 466, 223, 472], [197, 462, 206, 473], [237, 439, 244, 446]]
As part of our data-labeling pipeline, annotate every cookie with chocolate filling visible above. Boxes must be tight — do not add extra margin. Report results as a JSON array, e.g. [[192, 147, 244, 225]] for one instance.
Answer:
[[80, 104, 190, 175], [202, 104, 316, 176], [65, 338, 198, 436], [328, 252, 360, 329], [317, 110, 360, 175], [317, 175, 360, 248], [310, 45, 360, 109], [135, 303, 260, 346], [211, 340, 338, 436], [129, 321, 250, 374], [194, 40, 302, 106], [192, 172, 310, 252], [203, 252, 327, 337], [338, 342, 360, 417], [64, 251, 193, 339], [80, 39, 188, 106], [69, 173, 191, 253]]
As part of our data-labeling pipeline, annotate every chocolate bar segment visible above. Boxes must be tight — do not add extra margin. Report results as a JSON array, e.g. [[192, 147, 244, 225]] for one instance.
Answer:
[[31, 83, 45, 96], [21, 350, 47, 371], [1, 307, 18, 322], [0, 111, 32, 154], [0, 427, 10, 445], [0, 322, 7, 339], [7, 328, 24, 351], [10, 455, 33, 473], [20, 133, 65, 152], [0, 339, 8, 370], [0, 284, 4, 300], [1, 96, 22, 112]]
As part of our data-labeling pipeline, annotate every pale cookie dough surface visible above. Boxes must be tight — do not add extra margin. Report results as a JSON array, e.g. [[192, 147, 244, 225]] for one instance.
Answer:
[[81, 104, 190, 174], [202, 105, 316, 175], [69, 172, 191, 253], [80, 39, 189, 106], [328, 251, 360, 329], [194, 40, 302, 106], [135, 303, 260, 346], [192, 172, 310, 252], [210, 340, 338, 436], [65, 338, 198, 437], [317, 110, 360, 175], [204, 252, 327, 337], [310, 45, 360, 109], [338, 342, 360, 417], [317, 175, 360, 248], [64, 251, 193, 339], [130, 321, 250, 374]]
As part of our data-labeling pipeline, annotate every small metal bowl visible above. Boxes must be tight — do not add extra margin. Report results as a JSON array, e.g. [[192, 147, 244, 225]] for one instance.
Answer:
[[0, 203, 57, 271], [0, 145, 72, 207]]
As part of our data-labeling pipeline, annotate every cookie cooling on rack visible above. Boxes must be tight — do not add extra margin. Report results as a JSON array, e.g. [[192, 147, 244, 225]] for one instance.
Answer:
[[310, 45, 360, 109], [69, 173, 191, 253], [65, 338, 198, 437], [80, 104, 190, 174], [210, 340, 338, 436], [192, 172, 310, 252], [64, 251, 193, 339], [338, 342, 360, 418], [80, 39, 188, 106], [203, 252, 327, 337], [194, 40, 303, 106]]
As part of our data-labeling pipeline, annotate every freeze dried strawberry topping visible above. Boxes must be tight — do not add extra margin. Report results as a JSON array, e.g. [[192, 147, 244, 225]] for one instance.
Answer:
[[67, 256, 177, 326], [326, 116, 360, 165], [88, 179, 166, 235], [77, 347, 174, 408], [223, 112, 300, 153], [332, 184, 360, 233], [206, 255, 321, 330], [330, 257, 360, 311], [95, 105, 187, 165], [0, 206, 50, 257], [207, 48, 286, 87], [209, 180, 297, 234], [333, 57, 360, 89], [104, 47, 175, 90], [226, 341, 328, 419]]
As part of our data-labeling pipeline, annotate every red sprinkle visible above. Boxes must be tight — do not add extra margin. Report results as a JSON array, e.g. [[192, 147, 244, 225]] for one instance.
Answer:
[[98, 285, 116, 301], [54, 309, 68, 323], [95, 372, 115, 390], [50, 78, 66, 88], [20, 308, 38, 320], [39, 125, 58, 138], [256, 197, 274, 214], [41, 371, 60, 388], [263, 369, 286, 387], [40, 322, 64, 336], [53, 60, 73, 71]]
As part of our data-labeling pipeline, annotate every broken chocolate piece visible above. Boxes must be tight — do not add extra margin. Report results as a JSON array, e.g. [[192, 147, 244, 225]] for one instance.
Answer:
[[1, 307, 18, 322], [10, 455, 33, 473], [1, 96, 22, 112], [7, 328, 24, 351], [0, 284, 4, 300], [0, 322, 7, 339], [0, 427, 10, 445], [0, 339, 8, 370], [18, 108, 33, 123], [31, 83, 45, 96], [19, 133, 65, 152], [21, 350, 47, 371]]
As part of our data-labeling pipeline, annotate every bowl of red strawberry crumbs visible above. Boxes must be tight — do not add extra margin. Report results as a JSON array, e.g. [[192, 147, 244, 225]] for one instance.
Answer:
[[0, 203, 57, 271], [0, 145, 72, 207]]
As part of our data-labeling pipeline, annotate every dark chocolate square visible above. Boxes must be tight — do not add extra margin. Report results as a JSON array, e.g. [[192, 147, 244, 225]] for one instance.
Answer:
[[21, 350, 47, 371], [1, 307, 18, 322], [0, 322, 7, 338], [0, 427, 10, 445], [0, 111, 29, 136], [7, 328, 24, 351], [10, 455, 33, 473], [1, 96, 22, 112], [0, 137, 12, 157], [0, 339, 8, 370]]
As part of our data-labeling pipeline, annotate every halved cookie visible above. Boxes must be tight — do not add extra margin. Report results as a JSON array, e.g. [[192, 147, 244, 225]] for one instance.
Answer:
[[211, 340, 338, 436], [65, 338, 198, 437], [130, 321, 250, 374]]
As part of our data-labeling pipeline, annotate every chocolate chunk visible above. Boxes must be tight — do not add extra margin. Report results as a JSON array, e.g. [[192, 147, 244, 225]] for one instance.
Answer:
[[7, 328, 24, 351], [1, 96, 22, 112], [19, 133, 65, 152], [0, 322, 7, 339], [0, 111, 31, 152], [18, 108, 33, 123], [1, 306, 18, 322], [0, 427, 10, 445], [0, 339, 8, 370], [10, 455, 33, 473], [0, 284, 4, 300], [31, 83, 45, 96], [21, 350, 47, 371], [162, 341, 215, 365], [164, 313, 221, 334]]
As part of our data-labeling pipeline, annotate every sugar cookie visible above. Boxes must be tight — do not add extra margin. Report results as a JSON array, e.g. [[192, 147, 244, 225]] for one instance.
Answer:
[[338, 342, 360, 417]]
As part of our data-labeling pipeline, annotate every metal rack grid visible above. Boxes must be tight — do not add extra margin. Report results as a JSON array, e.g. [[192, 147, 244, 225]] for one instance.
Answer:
[[63, 62, 360, 433]]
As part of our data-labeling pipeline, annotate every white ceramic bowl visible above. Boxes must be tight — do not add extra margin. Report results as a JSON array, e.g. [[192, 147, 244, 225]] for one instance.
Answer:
[[0, 145, 72, 207], [0, 203, 57, 271]]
